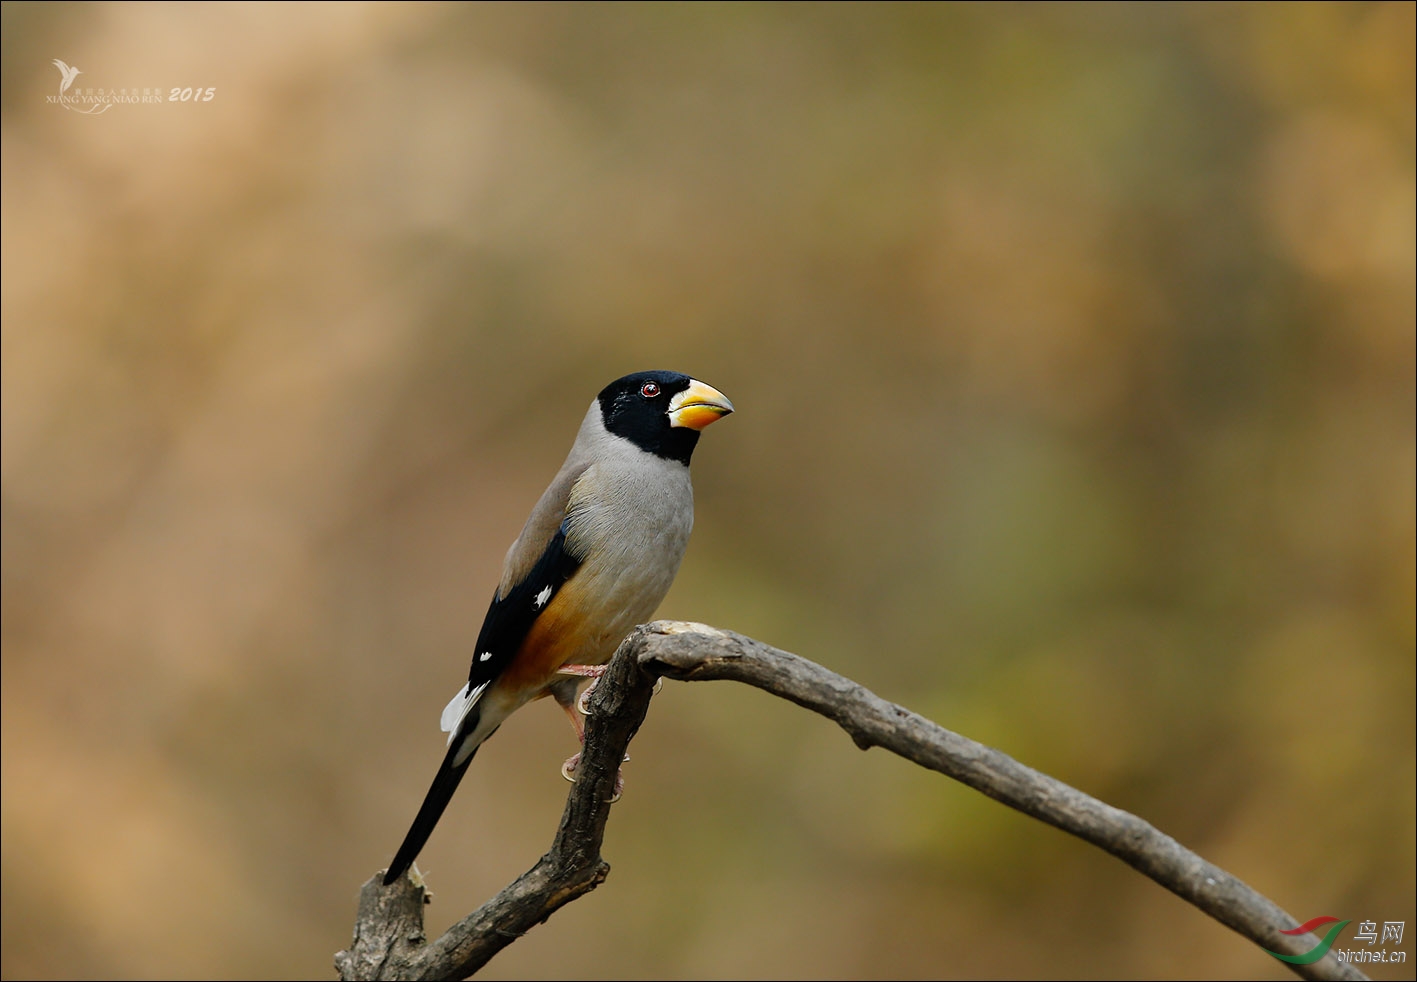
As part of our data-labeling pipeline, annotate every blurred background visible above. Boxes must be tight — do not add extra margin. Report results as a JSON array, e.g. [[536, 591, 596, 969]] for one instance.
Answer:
[[2, 3, 1413, 979]]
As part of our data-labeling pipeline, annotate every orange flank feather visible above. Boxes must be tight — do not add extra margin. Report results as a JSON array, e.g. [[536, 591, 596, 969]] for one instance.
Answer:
[[496, 574, 607, 697]]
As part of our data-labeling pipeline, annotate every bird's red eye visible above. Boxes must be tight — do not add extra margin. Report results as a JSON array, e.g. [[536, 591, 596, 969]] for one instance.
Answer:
[[640, 381, 660, 398]]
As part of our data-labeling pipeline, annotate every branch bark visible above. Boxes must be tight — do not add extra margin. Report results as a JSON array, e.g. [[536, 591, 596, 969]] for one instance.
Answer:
[[338, 621, 1368, 982]]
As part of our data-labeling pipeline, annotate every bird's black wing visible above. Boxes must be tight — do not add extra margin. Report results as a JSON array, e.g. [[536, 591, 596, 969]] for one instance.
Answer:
[[465, 521, 584, 693], [383, 521, 583, 885]]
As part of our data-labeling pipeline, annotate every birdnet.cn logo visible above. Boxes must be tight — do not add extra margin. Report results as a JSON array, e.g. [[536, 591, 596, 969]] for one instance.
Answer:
[[1267, 916, 1407, 966], [48, 59, 215, 114]]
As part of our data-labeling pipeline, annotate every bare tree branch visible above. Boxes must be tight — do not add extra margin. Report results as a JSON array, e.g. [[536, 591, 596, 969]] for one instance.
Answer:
[[338, 621, 1368, 982], [337, 628, 656, 981]]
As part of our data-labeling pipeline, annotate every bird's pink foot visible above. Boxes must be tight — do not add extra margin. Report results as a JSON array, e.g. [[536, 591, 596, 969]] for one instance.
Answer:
[[557, 664, 663, 713], [554, 663, 662, 797], [556, 664, 607, 679], [559, 698, 586, 743], [561, 750, 628, 801], [555, 664, 608, 714]]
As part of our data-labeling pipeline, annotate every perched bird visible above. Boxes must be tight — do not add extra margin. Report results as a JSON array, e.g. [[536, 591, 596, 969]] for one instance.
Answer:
[[384, 371, 734, 885]]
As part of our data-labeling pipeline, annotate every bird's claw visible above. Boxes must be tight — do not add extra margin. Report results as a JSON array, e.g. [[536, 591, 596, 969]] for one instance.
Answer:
[[561, 752, 581, 782], [575, 673, 662, 716], [561, 750, 629, 802]]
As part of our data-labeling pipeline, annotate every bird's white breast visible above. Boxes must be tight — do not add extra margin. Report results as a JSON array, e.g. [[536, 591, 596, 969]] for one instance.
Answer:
[[560, 416, 695, 658]]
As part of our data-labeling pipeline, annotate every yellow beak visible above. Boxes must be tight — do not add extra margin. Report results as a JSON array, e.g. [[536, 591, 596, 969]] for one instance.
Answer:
[[667, 379, 734, 430]]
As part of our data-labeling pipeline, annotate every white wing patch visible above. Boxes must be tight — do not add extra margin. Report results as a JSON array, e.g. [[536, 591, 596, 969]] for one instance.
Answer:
[[533, 585, 552, 608], [478, 651, 493, 663], [440, 681, 490, 744]]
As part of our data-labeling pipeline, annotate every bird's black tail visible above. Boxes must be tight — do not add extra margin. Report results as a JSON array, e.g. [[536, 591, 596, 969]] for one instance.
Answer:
[[383, 740, 479, 885]]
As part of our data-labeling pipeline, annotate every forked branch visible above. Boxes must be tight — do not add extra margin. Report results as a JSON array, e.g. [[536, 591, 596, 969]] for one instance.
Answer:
[[337, 621, 1367, 982]]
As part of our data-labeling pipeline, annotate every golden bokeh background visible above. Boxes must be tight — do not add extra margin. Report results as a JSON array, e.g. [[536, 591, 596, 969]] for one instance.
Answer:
[[2, 4, 1413, 979]]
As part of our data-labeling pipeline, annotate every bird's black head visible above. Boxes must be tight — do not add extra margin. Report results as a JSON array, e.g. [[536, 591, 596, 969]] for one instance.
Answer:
[[597, 371, 734, 464]]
